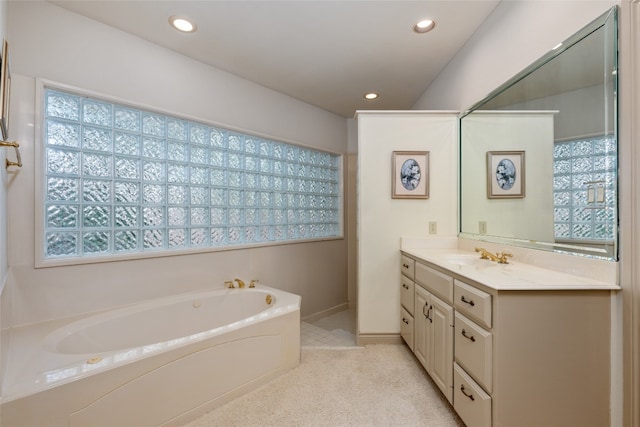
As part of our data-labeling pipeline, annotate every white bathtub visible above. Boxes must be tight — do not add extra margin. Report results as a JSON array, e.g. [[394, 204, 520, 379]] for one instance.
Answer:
[[1, 285, 301, 426]]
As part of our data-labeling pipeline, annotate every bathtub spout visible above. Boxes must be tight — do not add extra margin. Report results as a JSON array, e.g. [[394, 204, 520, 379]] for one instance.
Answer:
[[234, 278, 245, 288]]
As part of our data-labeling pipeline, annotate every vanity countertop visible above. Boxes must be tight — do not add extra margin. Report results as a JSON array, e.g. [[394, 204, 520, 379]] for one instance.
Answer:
[[402, 248, 620, 291]]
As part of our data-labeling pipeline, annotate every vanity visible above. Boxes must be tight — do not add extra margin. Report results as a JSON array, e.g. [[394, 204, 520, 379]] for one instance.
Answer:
[[357, 6, 622, 425], [400, 247, 618, 427]]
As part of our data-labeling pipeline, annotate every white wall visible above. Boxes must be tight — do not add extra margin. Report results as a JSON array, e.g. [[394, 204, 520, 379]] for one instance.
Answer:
[[460, 112, 555, 241], [414, 1, 619, 112], [5, 1, 350, 326], [357, 112, 457, 335]]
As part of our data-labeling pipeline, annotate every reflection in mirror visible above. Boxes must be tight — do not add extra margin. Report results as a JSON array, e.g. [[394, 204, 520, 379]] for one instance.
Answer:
[[459, 6, 618, 260]]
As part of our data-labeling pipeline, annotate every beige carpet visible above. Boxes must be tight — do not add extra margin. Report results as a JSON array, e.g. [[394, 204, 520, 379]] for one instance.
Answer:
[[182, 344, 465, 427]]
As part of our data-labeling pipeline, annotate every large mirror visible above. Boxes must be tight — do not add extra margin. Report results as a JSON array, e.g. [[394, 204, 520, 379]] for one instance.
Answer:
[[459, 6, 618, 260]]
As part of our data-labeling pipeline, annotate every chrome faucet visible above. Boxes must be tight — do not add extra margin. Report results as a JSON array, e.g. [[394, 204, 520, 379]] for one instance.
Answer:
[[475, 247, 513, 264]]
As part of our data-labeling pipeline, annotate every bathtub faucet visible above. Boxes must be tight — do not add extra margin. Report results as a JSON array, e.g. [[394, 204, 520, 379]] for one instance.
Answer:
[[234, 278, 246, 288]]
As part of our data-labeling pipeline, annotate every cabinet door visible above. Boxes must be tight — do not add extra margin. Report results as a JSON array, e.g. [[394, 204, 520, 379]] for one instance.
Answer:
[[414, 285, 432, 371], [430, 294, 454, 404]]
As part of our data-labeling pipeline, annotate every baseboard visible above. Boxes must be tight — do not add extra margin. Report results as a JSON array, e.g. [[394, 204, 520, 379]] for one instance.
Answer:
[[357, 333, 402, 346], [301, 303, 349, 324]]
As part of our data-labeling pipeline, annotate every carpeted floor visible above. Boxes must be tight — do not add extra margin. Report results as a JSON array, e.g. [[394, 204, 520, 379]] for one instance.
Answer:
[[182, 344, 465, 427]]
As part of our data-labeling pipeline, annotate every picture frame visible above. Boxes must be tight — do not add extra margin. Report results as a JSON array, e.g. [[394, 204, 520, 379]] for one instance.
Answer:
[[392, 151, 429, 199], [0, 39, 10, 141], [486, 150, 525, 199]]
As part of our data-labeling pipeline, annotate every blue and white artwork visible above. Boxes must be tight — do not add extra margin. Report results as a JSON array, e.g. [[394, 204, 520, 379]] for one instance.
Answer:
[[400, 159, 421, 190], [495, 158, 516, 190], [487, 151, 525, 199], [392, 151, 429, 199]]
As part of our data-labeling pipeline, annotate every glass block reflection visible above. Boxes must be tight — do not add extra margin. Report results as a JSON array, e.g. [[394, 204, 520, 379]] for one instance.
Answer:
[[191, 228, 208, 246], [83, 231, 110, 254], [115, 108, 140, 132], [44, 87, 341, 260], [47, 177, 79, 202], [115, 206, 139, 227], [46, 232, 78, 257], [83, 101, 112, 127], [47, 91, 80, 121], [48, 149, 80, 175], [553, 136, 617, 242], [169, 229, 187, 248], [83, 205, 110, 227], [47, 204, 78, 228], [48, 121, 80, 148], [115, 230, 138, 251]]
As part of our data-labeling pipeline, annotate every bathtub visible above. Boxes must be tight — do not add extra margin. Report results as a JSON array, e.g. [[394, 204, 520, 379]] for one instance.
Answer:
[[1, 285, 301, 426]]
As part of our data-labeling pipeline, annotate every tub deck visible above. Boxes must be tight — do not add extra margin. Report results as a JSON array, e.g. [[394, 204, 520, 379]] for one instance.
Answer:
[[1, 286, 301, 426]]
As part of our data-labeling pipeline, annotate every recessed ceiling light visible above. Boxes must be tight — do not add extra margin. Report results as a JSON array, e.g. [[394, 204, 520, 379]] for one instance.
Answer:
[[364, 93, 379, 100], [169, 16, 197, 33], [413, 19, 436, 34]]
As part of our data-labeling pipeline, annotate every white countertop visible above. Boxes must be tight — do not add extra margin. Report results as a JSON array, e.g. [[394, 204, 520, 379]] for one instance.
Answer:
[[402, 248, 620, 291]]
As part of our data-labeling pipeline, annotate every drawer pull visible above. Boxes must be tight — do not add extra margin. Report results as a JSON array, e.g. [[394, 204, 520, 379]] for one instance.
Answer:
[[402, 263, 409, 269], [402, 317, 410, 325], [460, 384, 475, 401], [423, 303, 432, 323], [460, 295, 475, 306], [461, 329, 476, 342], [403, 283, 409, 290]]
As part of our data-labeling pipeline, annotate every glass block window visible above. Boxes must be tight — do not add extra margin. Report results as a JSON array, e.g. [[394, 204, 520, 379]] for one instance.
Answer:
[[43, 88, 342, 260], [553, 135, 616, 242]]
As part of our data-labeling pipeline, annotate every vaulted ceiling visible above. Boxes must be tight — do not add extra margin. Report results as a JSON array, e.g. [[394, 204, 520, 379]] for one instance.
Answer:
[[50, 1, 500, 117]]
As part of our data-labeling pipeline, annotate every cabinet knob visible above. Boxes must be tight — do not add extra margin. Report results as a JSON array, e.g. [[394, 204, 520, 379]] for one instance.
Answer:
[[461, 329, 476, 342], [402, 317, 410, 325], [403, 284, 409, 289]]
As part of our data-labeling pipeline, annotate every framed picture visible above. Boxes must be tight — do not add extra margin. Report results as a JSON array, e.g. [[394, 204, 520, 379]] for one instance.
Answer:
[[0, 39, 10, 140], [392, 151, 429, 199], [487, 150, 525, 199]]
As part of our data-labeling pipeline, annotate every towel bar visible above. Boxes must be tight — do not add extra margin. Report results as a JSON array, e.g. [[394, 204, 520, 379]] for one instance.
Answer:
[[0, 140, 22, 168]]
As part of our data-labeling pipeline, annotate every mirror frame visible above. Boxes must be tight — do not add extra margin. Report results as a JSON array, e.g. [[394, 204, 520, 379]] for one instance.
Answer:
[[458, 6, 618, 260]]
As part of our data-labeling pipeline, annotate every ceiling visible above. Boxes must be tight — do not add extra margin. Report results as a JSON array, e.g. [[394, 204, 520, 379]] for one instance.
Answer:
[[50, 1, 501, 118]]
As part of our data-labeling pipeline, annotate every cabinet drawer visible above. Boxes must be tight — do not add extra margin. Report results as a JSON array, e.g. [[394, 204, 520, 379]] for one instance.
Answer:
[[454, 363, 491, 427], [415, 262, 453, 304], [400, 276, 415, 315], [401, 306, 414, 351], [455, 312, 493, 392], [454, 280, 492, 328], [401, 255, 415, 280]]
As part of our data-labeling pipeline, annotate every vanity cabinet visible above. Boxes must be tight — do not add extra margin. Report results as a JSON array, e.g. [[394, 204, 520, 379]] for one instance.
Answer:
[[400, 251, 613, 427], [401, 259, 454, 404], [414, 283, 454, 403], [400, 255, 416, 350], [453, 279, 493, 427]]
